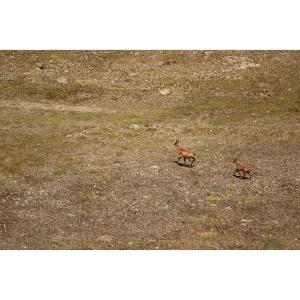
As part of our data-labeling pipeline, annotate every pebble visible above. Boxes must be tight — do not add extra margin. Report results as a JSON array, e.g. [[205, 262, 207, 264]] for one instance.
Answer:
[[150, 165, 160, 170], [129, 124, 141, 129], [159, 88, 171, 96], [56, 77, 68, 84], [158, 60, 176, 66], [241, 219, 253, 225]]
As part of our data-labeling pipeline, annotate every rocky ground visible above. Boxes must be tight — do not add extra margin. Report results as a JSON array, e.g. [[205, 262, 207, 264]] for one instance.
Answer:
[[0, 51, 299, 249]]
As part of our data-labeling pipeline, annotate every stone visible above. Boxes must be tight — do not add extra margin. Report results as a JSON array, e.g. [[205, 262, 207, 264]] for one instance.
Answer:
[[239, 62, 260, 70], [239, 64, 248, 70], [56, 77, 68, 84], [241, 219, 253, 225], [151, 165, 160, 170], [248, 63, 260, 68], [129, 124, 141, 129], [158, 60, 176, 66], [159, 88, 171, 96]]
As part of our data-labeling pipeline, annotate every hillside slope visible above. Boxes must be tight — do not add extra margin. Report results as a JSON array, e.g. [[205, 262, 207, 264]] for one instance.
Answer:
[[0, 51, 299, 249]]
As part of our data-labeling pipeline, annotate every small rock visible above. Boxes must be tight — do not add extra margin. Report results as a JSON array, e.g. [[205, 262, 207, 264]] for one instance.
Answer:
[[248, 63, 260, 68], [129, 124, 141, 129], [56, 77, 68, 84], [239, 64, 248, 70], [158, 60, 176, 66], [151, 165, 160, 171], [239, 62, 260, 70], [129, 72, 138, 77], [159, 88, 171, 96], [146, 126, 157, 131], [241, 219, 252, 225]]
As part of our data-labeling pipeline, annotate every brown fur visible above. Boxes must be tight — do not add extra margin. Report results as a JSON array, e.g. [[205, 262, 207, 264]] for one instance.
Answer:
[[233, 158, 252, 179], [174, 139, 195, 167]]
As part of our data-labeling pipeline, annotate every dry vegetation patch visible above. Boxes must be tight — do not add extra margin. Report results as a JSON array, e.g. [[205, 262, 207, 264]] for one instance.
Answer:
[[0, 51, 299, 249]]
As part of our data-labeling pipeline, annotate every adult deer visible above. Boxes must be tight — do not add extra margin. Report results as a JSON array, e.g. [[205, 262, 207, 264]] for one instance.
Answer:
[[174, 139, 196, 167], [233, 158, 252, 179]]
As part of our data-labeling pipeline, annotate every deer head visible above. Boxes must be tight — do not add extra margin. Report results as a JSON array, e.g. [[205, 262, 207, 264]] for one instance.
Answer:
[[174, 139, 179, 146]]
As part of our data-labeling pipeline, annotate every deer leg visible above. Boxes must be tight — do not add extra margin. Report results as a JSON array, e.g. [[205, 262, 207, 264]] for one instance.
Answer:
[[188, 157, 195, 167], [234, 170, 242, 178]]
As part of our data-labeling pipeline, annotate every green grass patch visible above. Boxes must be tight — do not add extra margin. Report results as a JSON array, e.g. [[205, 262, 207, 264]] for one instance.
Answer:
[[0, 80, 104, 102]]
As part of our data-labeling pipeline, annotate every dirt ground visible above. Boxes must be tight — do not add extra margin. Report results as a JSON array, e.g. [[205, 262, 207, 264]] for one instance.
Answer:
[[0, 51, 299, 249]]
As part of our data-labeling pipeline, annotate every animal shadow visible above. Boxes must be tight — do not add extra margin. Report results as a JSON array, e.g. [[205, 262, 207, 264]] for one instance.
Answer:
[[174, 161, 195, 168], [233, 174, 251, 180]]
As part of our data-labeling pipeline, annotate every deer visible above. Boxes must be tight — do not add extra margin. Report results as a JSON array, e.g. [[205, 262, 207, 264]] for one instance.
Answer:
[[233, 158, 252, 179], [174, 139, 196, 167]]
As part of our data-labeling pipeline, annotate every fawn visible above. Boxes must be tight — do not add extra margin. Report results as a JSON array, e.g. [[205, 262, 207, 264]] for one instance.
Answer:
[[233, 158, 252, 179], [174, 139, 196, 167]]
